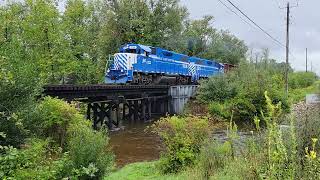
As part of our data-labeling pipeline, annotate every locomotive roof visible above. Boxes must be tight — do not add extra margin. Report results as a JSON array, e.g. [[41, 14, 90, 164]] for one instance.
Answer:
[[122, 43, 224, 66]]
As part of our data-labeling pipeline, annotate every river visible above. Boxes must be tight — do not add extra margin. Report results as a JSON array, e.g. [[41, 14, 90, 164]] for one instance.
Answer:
[[109, 121, 163, 167], [109, 120, 253, 167]]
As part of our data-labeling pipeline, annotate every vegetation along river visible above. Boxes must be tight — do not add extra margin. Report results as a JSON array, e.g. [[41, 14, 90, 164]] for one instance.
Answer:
[[108, 119, 255, 167]]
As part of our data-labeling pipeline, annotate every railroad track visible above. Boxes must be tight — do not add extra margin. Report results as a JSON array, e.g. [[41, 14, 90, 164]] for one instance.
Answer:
[[43, 84, 170, 100]]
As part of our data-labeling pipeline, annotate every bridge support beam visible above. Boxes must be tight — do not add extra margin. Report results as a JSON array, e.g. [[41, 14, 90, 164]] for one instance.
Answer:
[[86, 95, 169, 130], [168, 85, 198, 115]]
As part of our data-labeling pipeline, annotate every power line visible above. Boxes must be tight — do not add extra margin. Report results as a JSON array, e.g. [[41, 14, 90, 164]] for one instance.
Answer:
[[224, 0, 286, 48], [216, 0, 256, 29], [217, 0, 298, 62]]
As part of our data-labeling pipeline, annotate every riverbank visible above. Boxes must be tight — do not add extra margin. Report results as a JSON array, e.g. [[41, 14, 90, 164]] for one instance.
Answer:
[[105, 161, 188, 180], [106, 80, 320, 179]]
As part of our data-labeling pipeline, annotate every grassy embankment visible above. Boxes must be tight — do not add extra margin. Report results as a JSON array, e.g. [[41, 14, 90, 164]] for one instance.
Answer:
[[105, 80, 320, 180], [289, 80, 320, 103], [105, 162, 188, 180]]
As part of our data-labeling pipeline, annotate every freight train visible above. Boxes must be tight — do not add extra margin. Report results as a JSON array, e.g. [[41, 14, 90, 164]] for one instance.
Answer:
[[105, 44, 224, 85]]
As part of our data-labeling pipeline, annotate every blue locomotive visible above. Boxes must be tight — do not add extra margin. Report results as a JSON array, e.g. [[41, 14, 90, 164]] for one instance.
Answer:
[[105, 44, 224, 84]]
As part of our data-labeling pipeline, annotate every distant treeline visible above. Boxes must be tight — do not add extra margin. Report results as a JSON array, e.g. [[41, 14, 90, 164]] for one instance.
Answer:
[[0, 0, 247, 85]]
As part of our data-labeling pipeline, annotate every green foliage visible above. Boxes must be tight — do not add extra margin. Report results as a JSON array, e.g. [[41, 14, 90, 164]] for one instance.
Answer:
[[289, 72, 317, 89], [304, 138, 320, 179], [0, 113, 28, 148], [289, 81, 320, 103], [151, 116, 210, 173], [210, 157, 258, 180], [1, 97, 114, 179], [260, 92, 294, 179], [67, 121, 114, 178], [105, 161, 189, 180], [195, 141, 232, 179], [197, 75, 237, 103], [208, 101, 232, 120], [199, 61, 290, 122], [0, 139, 72, 179], [182, 16, 248, 64], [1, 0, 248, 86], [26, 97, 81, 146]]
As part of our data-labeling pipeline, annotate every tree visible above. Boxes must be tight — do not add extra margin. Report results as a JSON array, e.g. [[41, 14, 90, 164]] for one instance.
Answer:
[[179, 16, 248, 64], [61, 0, 105, 84], [183, 15, 215, 57], [98, 0, 187, 55], [146, 0, 188, 50], [205, 30, 248, 64]]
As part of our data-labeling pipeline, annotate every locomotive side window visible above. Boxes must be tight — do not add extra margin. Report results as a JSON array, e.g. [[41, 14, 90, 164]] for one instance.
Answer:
[[163, 51, 173, 57], [207, 61, 213, 65], [180, 56, 188, 62], [151, 47, 156, 55], [195, 60, 204, 65], [125, 49, 137, 54]]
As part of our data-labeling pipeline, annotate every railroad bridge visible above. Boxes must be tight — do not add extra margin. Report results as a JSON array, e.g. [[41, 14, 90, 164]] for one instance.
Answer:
[[43, 85, 197, 129]]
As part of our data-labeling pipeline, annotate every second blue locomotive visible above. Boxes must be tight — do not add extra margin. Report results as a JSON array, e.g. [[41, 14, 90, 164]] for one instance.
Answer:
[[105, 44, 224, 84]]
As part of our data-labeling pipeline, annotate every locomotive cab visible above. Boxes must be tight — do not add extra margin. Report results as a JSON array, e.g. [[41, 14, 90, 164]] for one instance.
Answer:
[[105, 44, 151, 84]]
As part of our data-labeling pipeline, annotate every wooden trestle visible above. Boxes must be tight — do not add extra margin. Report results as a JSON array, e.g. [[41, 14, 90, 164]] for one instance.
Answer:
[[86, 95, 169, 129]]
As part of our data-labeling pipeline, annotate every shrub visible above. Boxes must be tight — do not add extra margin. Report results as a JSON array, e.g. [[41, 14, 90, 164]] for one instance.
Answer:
[[197, 75, 237, 103], [304, 138, 320, 179], [296, 105, 320, 167], [0, 139, 72, 179], [26, 97, 82, 147], [151, 116, 210, 173], [208, 101, 232, 120], [0, 113, 28, 148], [289, 72, 317, 89], [67, 121, 114, 178], [199, 61, 290, 122], [195, 141, 232, 179], [11, 97, 115, 179]]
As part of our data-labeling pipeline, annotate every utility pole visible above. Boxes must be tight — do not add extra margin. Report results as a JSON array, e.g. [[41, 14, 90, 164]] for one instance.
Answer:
[[305, 48, 308, 72], [285, 2, 290, 97]]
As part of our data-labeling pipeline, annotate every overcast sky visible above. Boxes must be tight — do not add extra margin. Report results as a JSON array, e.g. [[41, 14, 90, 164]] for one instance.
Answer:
[[180, 0, 319, 75]]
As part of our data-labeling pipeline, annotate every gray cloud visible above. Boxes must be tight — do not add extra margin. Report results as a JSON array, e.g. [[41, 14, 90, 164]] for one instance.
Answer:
[[181, 0, 319, 75]]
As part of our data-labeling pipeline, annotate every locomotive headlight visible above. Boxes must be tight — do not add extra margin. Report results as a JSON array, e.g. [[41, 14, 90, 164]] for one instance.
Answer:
[[106, 70, 110, 73], [121, 69, 124, 72]]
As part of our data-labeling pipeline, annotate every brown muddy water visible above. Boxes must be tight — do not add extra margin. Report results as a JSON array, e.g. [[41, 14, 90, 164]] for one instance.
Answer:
[[109, 120, 253, 167], [109, 121, 163, 167]]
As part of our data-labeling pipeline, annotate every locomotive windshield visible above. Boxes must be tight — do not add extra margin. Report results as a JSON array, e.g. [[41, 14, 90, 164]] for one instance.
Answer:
[[124, 49, 137, 54]]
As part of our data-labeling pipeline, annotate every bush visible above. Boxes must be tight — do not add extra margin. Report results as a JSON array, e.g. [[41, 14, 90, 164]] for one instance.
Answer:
[[151, 116, 210, 173], [199, 61, 290, 122], [0, 54, 41, 148], [208, 101, 232, 120], [197, 75, 237, 103], [67, 121, 114, 178], [195, 141, 232, 179], [289, 72, 317, 89], [0, 113, 28, 148], [296, 105, 320, 166], [1, 97, 114, 179], [0, 139, 72, 179], [26, 97, 81, 147]]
